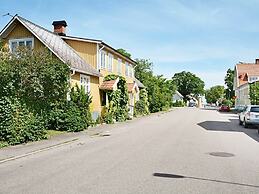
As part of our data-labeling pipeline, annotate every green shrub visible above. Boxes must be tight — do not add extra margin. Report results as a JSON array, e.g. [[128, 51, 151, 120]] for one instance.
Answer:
[[47, 85, 93, 132], [172, 100, 185, 107], [47, 102, 88, 132], [0, 48, 70, 113], [134, 89, 150, 116], [0, 97, 46, 145], [221, 99, 233, 107]]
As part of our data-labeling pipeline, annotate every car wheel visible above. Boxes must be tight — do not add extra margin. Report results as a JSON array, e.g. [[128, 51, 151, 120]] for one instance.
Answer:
[[239, 119, 243, 125], [243, 119, 248, 128], [239, 116, 243, 125]]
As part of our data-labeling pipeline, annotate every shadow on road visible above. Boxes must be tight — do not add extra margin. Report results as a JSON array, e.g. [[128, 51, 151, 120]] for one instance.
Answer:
[[153, 172, 259, 189], [198, 117, 259, 143]]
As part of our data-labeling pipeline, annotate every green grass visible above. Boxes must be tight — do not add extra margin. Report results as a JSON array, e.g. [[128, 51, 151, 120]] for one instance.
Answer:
[[46, 130, 66, 139]]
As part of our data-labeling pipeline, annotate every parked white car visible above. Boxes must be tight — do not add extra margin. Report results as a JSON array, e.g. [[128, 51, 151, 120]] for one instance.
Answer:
[[239, 105, 259, 130]]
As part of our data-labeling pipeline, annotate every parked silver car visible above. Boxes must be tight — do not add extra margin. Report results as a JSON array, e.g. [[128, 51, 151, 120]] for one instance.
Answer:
[[239, 105, 259, 129]]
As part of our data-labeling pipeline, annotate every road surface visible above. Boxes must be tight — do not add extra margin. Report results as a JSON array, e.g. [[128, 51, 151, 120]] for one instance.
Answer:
[[0, 108, 259, 194]]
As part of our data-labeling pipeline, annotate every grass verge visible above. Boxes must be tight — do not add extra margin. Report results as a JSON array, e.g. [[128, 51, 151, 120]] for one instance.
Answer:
[[46, 130, 66, 139]]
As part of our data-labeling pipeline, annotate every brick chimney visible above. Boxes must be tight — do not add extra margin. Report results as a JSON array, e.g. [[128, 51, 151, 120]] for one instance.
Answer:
[[52, 20, 67, 36], [256, 59, 259, 64]]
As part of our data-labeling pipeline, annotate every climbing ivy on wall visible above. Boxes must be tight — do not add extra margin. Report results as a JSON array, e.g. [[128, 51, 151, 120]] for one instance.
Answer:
[[134, 88, 150, 116], [103, 74, 129, 123]]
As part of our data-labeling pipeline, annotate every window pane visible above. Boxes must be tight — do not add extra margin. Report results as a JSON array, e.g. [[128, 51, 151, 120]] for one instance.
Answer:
[[19, 41, 25, 46], [101, 51, 106, 69], [108, 54, 113, 71], [251, 107, 259, 113], [117, 59, 122, 74], [26, 41, 32, 49], [11, 42, 17, 53]]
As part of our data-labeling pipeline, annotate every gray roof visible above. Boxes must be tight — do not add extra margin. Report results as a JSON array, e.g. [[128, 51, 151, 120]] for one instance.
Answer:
[[135, 78, 145, 88], [175, 91, 183, 98], [0, 16, 101, 77]]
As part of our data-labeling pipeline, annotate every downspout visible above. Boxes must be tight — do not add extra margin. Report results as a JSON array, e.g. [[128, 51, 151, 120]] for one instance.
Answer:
[[67, 69, 76, 101]]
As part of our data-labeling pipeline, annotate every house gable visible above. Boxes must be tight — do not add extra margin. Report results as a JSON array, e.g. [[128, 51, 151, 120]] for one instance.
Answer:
[[235, 63, 259, 89], [2, 22, 44, 51], [0, 16, 101, 77]]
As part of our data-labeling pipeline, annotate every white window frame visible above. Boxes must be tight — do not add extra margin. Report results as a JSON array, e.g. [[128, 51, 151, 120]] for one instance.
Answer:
[[125, 62, 129, 76], [80, 74, 91, 93], [129, 64, 133, 77], [117, 58, 122, 75], [100, 50, 106, 69], [9, 38, 34, 53], [108, 53, 113, 72]]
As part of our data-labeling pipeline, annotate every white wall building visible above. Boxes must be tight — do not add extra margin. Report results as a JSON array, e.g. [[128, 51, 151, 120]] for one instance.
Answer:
[[234, 60, 259, 107]]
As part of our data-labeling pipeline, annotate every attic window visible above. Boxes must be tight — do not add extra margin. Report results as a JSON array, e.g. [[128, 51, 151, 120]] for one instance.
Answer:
[[9, 38, 34, 53]]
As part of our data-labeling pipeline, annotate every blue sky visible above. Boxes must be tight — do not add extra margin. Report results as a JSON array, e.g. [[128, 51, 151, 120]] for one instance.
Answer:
[[1, 0, 259, 88]]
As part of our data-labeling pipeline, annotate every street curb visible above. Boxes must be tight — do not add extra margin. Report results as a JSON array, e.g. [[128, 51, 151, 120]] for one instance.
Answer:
[[0, 138, 79, 164]]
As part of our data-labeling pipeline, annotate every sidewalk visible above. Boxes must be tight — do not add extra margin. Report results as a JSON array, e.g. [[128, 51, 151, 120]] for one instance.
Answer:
[[0, 109, 174, 164], [0, 123, 111, 163]]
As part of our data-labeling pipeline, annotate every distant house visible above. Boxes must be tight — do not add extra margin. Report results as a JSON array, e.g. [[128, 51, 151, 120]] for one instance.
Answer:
[[172, 91, 184, 102], [234, 59, 259, 106]]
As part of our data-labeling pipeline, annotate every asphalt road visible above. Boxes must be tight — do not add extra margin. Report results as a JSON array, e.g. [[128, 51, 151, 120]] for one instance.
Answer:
[[1, 108, 259, 194]]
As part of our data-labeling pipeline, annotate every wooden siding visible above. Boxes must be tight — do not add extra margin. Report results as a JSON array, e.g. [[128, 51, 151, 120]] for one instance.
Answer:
[[64, 39, 97, 69]]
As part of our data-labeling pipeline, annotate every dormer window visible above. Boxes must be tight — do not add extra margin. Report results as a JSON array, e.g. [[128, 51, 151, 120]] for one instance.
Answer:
[[9, 38, 34, 53]]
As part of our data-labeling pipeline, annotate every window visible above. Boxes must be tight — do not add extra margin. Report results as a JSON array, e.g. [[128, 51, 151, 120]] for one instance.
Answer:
[[129, 65, 132, 77], [250, 107, 259, 113], [117, 58, 122, 74], [249, 76, 258, 82], [9, 38, 34, 53], [125, 62, 129, 76], [107, 53, 113, 72], [80, 74, 90, 93], [129, 64, 133, 77], [100, 50, 106, 69]]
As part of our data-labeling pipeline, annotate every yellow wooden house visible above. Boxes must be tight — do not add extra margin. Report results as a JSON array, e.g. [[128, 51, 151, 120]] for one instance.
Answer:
[[0, 15, 144, 119]]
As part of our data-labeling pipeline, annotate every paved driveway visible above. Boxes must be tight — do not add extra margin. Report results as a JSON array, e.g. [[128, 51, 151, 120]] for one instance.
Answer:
[[0, 108, 259, 194]]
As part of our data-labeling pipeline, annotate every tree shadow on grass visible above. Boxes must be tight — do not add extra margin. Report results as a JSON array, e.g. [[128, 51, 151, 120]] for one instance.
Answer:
[[198, 118, 259, 143]]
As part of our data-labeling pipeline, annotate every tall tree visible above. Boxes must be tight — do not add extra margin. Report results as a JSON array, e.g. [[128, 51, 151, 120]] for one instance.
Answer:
[[205, 85, 225, 103], [224, 68, 234, 99], [117, 48, 131, 58], [172, 71, 205, 100], [135, 59, 176, 112]]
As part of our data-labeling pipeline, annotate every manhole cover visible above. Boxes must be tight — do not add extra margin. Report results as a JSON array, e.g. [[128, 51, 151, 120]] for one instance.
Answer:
[[209, 152, 235, 157]]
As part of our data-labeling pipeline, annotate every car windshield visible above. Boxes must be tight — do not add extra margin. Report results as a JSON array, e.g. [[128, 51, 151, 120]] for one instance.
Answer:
[[250, 107, 259, 112]]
